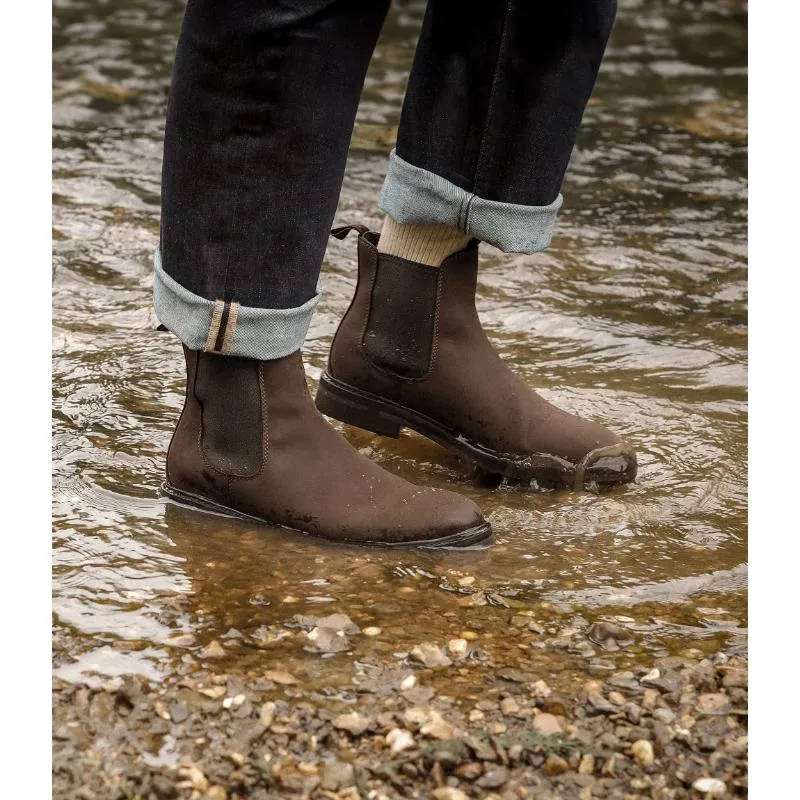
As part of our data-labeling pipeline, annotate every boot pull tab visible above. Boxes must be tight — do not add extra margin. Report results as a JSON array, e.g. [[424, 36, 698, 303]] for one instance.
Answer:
[[330, 223, 369, 240]]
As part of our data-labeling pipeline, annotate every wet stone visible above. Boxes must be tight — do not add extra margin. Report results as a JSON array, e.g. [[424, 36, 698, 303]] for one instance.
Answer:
[[545, 755, 569, 776], [532, 713, 563, 736], [264, 670, 299, 685], [332, 712, 372, 736], [321, 758, 354, 791], [477, 766, 510, 790], [200, 640, 225, 659], [386, 728, 415, 754], [586, 622, 634, 652], [169, 701, 189, 724], [631, 739, 655, 767], [432, 789, 469, 800], [410, 643, 453, 668], [500, 697, 521, 716], [693, 777, 726, 796], [696, 693, 731, 715]]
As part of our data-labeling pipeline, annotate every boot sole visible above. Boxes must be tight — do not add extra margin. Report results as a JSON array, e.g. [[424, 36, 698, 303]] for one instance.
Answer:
[[161, 481, 493, 550], [316, 372, 636, 490]]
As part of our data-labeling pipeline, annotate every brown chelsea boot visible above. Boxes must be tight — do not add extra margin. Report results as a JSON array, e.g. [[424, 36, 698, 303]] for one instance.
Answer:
[[315, 225, 637, 490], [163, 344, 491, 547]]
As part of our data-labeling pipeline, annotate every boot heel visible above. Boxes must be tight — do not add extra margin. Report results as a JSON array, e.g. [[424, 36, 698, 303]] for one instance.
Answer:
[[316, 374, 403, 438]]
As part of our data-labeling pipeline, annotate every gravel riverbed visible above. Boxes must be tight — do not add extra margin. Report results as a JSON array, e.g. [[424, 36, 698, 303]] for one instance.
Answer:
[[53, 638, 746, 800]]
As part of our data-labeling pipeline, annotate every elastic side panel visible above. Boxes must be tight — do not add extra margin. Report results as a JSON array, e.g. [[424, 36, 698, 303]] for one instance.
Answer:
[[363, 254, 438, 379], [195, 354, 263, 477]]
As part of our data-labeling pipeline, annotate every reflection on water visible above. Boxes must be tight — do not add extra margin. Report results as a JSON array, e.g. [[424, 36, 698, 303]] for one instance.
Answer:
[[53, 0, 747, 690]]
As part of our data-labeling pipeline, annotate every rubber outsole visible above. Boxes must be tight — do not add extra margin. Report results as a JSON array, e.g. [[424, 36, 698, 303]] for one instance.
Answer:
[[315, 372, 637, 490], [161, 482, 494, 550]]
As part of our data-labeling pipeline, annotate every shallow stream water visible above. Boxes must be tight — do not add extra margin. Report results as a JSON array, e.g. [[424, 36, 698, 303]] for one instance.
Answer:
[[53, 0, 747, 695]]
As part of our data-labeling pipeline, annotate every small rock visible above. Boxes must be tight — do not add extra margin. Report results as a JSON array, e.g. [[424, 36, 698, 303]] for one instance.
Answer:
[[692, 777, 726, 796], [228, 752, 245, 767], [386, 728, 415, 753], [631, 739, 655, 767], [169, 701, 189, 723], [608, 671, 639, 692], [457, 576, 476, 587], [200, 640, 225, 658], [531, 680, 552, 699], [332, 712, 371, 736], [321, 759, 355, 791], [199, 686, 227, 700], [477, 766, 510, 790], [721, 667, 747, 689], [578, 754, 595, 774], [265, 670, 299, 685], [318, 613, 360, 634], [421, 710, 457, 740], [433, 789, 469, 800], [400, 674, 417, 691], [696, 693, 731, 714], [259, 701, 276, 728], [307, 626, 349, 653], [642, 688, 659, 709], [532, 713, 563, 736], [454, 762, 484, 781], [500, 697, 520, 715], [461, 630, 479, 641], [586, 692, 617, 715], [448, 638, 468, 657], [586, 621, 634, 651], [641, 668, 661, 684], [178, 765, 208, 792], [608, 691, 626, 706], [410, 643, 453, 668], [404, 707, 430, 729], [653, 708, 676, 724], [545, 754, 569, 776], [465, 735, 496, 761], [363, 626, 381, 637]]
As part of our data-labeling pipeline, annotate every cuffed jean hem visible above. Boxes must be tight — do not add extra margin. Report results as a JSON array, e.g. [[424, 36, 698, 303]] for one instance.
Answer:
[[379, 150, 564, 254], [153, 250, 319, 360]]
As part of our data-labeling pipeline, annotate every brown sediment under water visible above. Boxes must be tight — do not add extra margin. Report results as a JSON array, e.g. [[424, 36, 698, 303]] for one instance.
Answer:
[[52, 0, 747, 697]]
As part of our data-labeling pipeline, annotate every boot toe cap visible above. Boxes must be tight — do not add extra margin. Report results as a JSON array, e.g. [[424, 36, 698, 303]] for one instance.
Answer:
[[402, 489, 491, 549], [575, 440, 638, 489]]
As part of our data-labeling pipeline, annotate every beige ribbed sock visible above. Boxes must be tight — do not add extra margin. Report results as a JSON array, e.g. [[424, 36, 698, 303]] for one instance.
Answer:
[[377, 215, 472, 267]]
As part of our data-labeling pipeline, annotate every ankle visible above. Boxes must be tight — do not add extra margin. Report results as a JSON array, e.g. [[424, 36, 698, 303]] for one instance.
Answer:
[[377, 215, 472, 267]]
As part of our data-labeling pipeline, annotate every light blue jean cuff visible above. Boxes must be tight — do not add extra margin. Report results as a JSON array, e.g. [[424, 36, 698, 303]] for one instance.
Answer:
[[379, 149, 564, 254], [153, 250, 319, 360]]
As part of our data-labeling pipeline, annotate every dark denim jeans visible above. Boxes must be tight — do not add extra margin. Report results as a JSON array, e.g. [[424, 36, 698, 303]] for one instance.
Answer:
[[156, 0, 616, 360]]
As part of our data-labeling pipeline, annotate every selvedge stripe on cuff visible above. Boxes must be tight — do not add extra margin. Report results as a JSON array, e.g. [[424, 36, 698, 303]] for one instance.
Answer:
[[153, 250, 320, 361], [213, 301, 232, 353]]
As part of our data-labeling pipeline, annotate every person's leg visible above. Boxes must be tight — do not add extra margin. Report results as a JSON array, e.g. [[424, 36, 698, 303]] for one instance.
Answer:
[[381, 0, 617, 255], [318, 0, 637, 490], [157, 0, 392, 358], [155, 0, 490, 546]]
